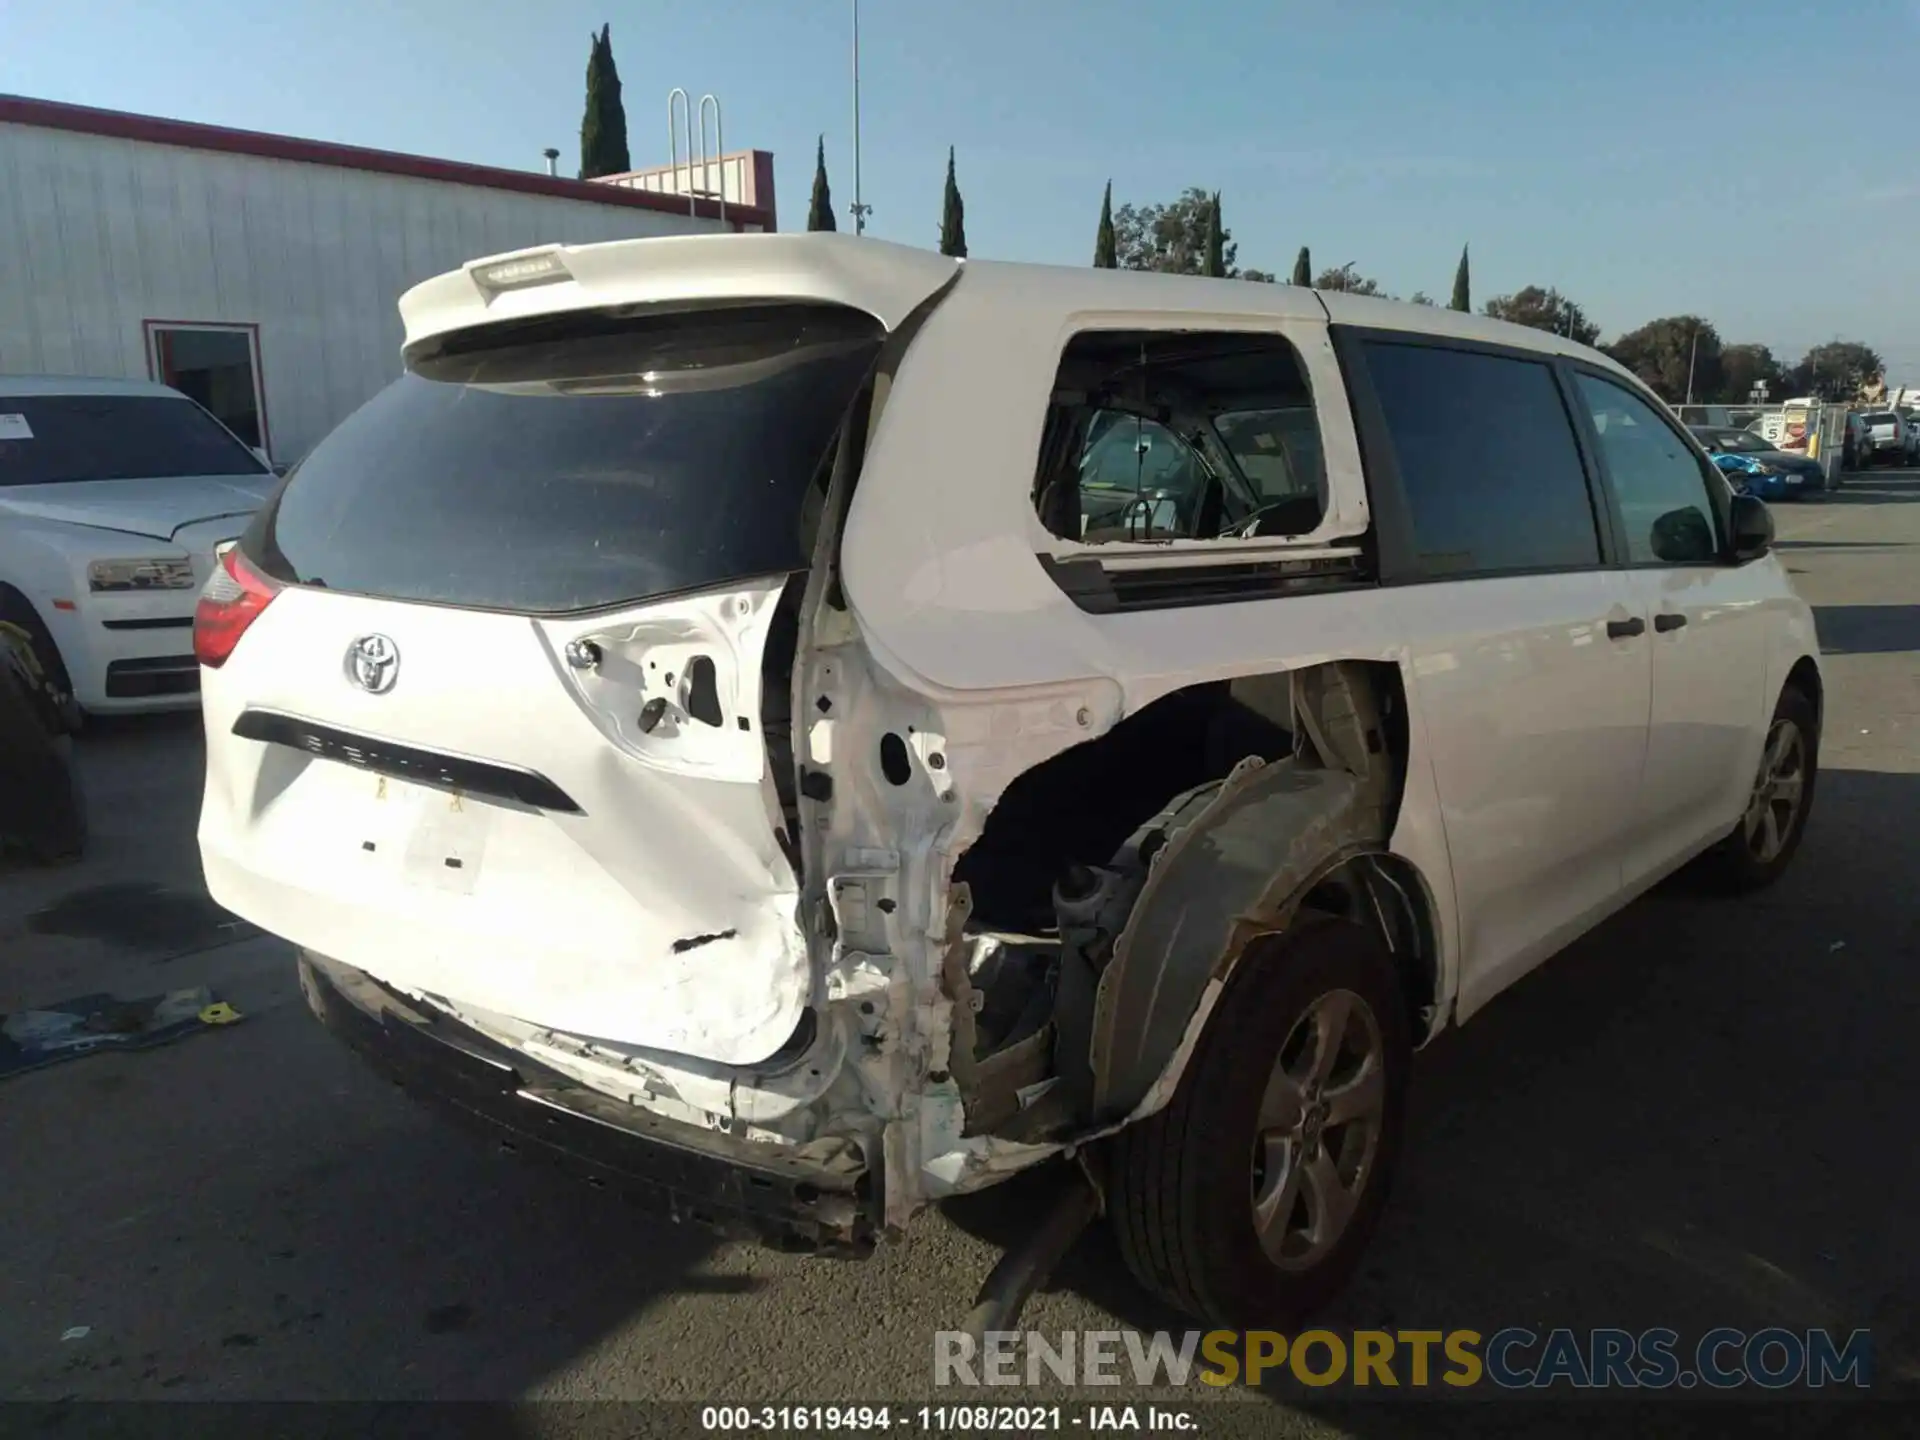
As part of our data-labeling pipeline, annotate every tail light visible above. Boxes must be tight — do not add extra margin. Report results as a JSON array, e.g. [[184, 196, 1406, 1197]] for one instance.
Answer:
[[194, 545, 282, 668]]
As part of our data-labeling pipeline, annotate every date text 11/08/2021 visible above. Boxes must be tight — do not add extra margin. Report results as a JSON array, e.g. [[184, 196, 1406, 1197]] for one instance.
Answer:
[[702, 1407, 1194, 1431]]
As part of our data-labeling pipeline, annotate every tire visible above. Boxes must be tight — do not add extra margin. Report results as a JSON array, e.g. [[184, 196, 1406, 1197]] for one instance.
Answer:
[[0, 594, 75, 709], [0, 659, 88, 864], [1695, 684, 1818, 894], [1107, 912, 1411, 1328]]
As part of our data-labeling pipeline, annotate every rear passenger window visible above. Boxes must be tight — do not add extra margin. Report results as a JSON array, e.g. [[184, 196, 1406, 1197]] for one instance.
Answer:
[[1033, 331, 1326, 545], [1362, 342, 1602, 576]]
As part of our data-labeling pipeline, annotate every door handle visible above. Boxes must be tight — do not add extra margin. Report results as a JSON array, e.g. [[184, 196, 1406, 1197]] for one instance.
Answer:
[[1654, 612, 1688, 633], [1606, 617, 1646, 640]]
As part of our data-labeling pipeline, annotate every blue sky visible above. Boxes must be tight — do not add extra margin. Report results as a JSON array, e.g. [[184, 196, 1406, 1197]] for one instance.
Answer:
[[6, 0, 1916, 378]]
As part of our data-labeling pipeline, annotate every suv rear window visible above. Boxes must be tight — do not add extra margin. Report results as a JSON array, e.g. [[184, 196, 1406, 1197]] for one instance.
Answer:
[[0, 394, 266, 486], [249, 303, 884, 614]]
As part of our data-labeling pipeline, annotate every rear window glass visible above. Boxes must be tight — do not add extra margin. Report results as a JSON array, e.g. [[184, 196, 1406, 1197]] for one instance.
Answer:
[[0, 395, 266, 486], [1697, 429, 1768, 453], [250, 303, 884, 614], [1361, 341, 1602, 576], [1863, 412, 1897, 425]]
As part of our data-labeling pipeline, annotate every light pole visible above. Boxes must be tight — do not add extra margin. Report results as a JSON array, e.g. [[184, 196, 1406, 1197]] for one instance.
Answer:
[[850, 0, 871, 234], [1685, 324, 1700, 404]]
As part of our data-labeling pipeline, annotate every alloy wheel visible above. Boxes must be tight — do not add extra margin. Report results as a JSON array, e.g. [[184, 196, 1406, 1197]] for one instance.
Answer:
[[1250, 988, 1386, 1271], [1743, 717, 1807, 864]]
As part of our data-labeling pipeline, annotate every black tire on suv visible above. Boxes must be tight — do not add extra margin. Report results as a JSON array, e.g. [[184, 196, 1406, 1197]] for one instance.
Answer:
[[1107, 912, 1411, 1327]]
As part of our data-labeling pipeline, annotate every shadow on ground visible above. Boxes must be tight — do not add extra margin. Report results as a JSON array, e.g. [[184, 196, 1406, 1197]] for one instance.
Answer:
[[1819, 472, 1920, 506], [945, 769, 1920, 1406], [0, 956, 733, 1402], [1813, 604, 1920, 657]]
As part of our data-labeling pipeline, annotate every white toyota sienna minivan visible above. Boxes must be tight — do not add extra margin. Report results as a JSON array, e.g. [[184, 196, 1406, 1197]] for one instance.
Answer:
[[197, 233, 1822, 1329]]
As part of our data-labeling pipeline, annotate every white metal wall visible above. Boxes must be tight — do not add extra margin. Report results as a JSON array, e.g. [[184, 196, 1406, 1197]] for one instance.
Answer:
[[0, 122, 730, 462], [605, 154, 758, 208]]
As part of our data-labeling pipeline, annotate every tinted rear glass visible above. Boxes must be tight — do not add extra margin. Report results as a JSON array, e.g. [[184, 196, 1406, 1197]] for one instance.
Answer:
[[250, 303, 884, 614], [1863, 412, 1897, 425], [0, 395, 266, 486], [1361, 341, 1602, 576], [1697, 428, 1768, 452]]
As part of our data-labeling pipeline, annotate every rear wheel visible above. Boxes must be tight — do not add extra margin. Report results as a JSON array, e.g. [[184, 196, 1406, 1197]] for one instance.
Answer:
[[1107, 913, 1411, 1327], [1696, 684, 1818, 893]]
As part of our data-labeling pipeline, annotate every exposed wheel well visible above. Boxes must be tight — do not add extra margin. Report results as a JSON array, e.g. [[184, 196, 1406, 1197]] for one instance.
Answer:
[[1785, 656, 1822, 730], [1300, 851, 1442, 1043]]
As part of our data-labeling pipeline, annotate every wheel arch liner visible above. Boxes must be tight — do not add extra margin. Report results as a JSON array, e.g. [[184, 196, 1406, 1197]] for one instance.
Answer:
[[1086, 755, 1393, 1123]]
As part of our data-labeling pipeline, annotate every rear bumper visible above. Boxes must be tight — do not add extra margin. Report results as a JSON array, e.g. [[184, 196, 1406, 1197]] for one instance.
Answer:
[[298, 951, 877, 1257]]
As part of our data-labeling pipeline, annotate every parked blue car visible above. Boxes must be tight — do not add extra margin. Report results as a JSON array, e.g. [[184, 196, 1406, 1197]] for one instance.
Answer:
[[1689, 425, 1827, 501]]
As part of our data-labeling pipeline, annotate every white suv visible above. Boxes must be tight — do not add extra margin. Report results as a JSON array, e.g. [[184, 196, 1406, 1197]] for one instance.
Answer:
[[197, 235, 1823, 1329], [1, 377, 276, 714]]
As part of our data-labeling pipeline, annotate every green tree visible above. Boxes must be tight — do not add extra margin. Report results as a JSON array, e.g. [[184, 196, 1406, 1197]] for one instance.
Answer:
[[1607, 317, 1723, 402], [1093, 181, 1117, 268], [1483, 286, 1601, 346], [1202, 192, 1226, 277], [578, 24, 631, 180], [807, 136, 836, 232], [1716, 343, 1785, 403], [1449, 244, 1470, 312], [1782, 341, 1884, 401], [1112, 187, 1239, 275], [1291, 246, 1312, 287], [1315, 262, 1386, 296], [1241, 268, 1277, 283], [1408, 292, 1437, 306], [939, 146, 967, 257]]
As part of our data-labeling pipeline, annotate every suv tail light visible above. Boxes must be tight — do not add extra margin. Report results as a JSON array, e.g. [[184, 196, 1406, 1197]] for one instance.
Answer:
[[194, 545, 282, 669]]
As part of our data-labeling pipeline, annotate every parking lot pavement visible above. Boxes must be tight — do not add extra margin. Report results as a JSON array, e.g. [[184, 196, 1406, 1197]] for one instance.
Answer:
[[2, 474, 1916, 1416]]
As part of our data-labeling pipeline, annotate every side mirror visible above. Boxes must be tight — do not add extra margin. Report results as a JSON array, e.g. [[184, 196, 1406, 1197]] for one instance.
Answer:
[[1729, 493, 1774, 562]]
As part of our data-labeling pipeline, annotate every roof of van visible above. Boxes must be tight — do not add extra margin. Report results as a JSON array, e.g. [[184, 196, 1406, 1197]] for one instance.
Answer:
[[0, 375, 183, 399], [396, 232, 1631, 378]]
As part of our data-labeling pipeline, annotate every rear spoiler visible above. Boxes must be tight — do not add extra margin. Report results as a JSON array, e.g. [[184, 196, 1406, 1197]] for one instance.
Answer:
[[398, 234, 961, 358]]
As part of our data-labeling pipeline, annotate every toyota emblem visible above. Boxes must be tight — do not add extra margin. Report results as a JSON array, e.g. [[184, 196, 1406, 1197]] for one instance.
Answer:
[[345, 633, 400, 694]]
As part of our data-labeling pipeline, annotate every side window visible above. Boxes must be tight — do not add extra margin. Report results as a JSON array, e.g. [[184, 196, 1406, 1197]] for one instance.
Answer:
[[1573, 373, 1722, 565], [1032, 330, 1326, 546], [1361, 341, 1602, 576], [1213, 407, 1322, 503], [1076, 412, 1209, 541]]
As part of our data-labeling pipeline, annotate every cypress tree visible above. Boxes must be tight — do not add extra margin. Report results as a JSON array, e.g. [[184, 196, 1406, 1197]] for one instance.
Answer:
[[1093, 181, 1117, 268], [939, 147, 967, 257], [1291, 246, 1312, 287], [807, 136, 837, 232], [1202, 192, 1225, 277], [578, 24, 631, 180], [1450, 244, 1471, 312]]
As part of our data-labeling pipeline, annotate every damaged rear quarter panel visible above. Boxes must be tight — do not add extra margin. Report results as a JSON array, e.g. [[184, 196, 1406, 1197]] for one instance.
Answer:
[[800, 278, 1470, 1219]]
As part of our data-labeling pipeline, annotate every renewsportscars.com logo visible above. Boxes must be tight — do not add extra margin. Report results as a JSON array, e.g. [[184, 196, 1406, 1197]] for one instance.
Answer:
[[935, 1327, 1874, 1390]]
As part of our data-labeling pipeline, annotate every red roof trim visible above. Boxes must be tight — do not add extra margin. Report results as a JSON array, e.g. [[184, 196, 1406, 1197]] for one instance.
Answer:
[[0, 93, 775, 230]]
